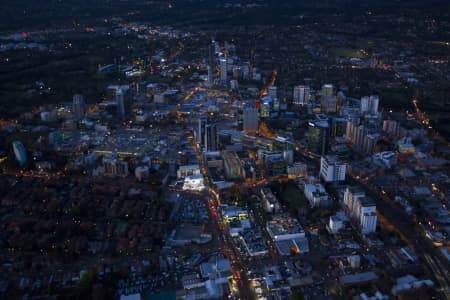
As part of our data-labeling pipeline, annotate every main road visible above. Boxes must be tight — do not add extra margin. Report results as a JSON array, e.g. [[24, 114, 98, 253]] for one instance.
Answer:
[[188, 130, 255, 299]]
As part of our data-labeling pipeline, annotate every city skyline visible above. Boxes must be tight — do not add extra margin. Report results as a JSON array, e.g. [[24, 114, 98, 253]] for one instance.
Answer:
[[0, 1, 449, 300]]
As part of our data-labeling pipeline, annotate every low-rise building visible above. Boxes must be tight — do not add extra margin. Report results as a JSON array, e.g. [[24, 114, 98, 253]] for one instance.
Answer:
[[182, 174, 205, 191], [103, 156, 129, 177], [177, 164, 201, 179], [304, 183, 329, 207], [266, 217, 309, 255], [260, 188, 281, 213], [287, 162, 307, 178]]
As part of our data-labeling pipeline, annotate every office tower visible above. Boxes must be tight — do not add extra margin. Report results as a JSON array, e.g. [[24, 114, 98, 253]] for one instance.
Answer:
[[283, 150, 294, 165], [321, 96, 337, 113], [320, 155, 347, 182], [363, 133, 379, 155], [243, 108, 259, 133], [204, 123, 218, 151], [260, 97, 271, 118], [207, 40, 215, 87], [307, 120, 330, 155], [207, 67, 215, 87], [360, 95, 379, 115], [293, 85, 310, 105], [116, 89, 125, 119], [321, 84, 334, 97], [268, 86, 277, 99], [73, 94, 85, 119], [354, 124, 367, 152], [12, 140, 27, 166], [331, 117, 346, 137], [220, 58, 227, 84], [197, 117, 208, 145]]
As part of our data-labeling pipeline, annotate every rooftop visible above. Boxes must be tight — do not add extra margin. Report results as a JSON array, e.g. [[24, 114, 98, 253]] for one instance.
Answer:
[[267, 217, 304, 237]]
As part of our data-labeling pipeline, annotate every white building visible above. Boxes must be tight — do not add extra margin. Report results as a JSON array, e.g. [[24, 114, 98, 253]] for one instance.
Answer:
[[329, 215, 344, 234], [372, 151, 397, 169], [320, 155, 346, 182], [354, 197, 377, 234], [182, 173, 205, 191], [343, 186, 366, 215], [304, 183, 329, 207], [293, 85, 311, 105], [177, 164, 201, 179], [360, 95, 379, 115]]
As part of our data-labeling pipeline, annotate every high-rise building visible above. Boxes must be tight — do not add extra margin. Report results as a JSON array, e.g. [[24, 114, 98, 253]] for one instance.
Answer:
[[343, 186, 377, 234], [321, 84, 334, 97], [268, 86, 277, 99], [354, 197, 377, 234], [307, 120, 330, 155], [207, 41, 215, 87], [12, 140, 27, 166], [283, 149, 294, 165], [343, 186, 365, 215], [205, 123, 218, 151], [354, 125, 367, 151], [116, 89, 125, 119], [207, 66, 215, 87], [260, 96, 272, 118], [321, 96, 337, 113], [360, 95, 379, 115], [220, 58, 227, 84], [383, 120, 399, 135], [293, 85, 310, 105], [331, 117, 346, 137], [243, 108, 259, 133], [73, 94, 85, 119], [363, 133, 379, 155], [197, 117, 209, 145], [320, 155, 346, 182]]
